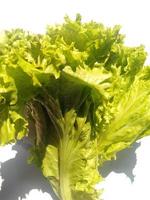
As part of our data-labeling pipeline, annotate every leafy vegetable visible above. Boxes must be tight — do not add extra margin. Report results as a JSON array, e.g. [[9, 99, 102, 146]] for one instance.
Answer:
[[0, 14, 150, 200]]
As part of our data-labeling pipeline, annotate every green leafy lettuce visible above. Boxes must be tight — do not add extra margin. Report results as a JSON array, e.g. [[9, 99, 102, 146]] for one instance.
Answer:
[[0, 14, 150, 200]]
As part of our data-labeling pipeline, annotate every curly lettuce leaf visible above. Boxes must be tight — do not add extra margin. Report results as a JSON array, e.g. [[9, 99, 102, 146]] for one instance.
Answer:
[[98, 77, 150, 162], [41, 108, 101, 200], [1, 15, 150, 200]]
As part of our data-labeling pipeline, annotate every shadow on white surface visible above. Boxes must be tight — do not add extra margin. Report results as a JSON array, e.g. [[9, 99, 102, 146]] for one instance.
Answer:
[[100, 142, 141, 182], [0, 141, 58, 200]]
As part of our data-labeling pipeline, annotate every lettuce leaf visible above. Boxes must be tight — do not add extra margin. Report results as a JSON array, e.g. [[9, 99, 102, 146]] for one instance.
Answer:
[[0, 15, 150, 200]]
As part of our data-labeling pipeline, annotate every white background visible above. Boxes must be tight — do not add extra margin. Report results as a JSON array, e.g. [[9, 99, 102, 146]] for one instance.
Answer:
[[1, 0, 150, 199]]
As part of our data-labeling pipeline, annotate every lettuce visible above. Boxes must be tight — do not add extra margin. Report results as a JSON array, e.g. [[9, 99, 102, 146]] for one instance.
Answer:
[[0, 14, 150, 200]]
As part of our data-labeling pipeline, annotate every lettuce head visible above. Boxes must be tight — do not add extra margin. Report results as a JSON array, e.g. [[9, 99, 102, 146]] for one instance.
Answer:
[[0, 14, 150, 200]]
